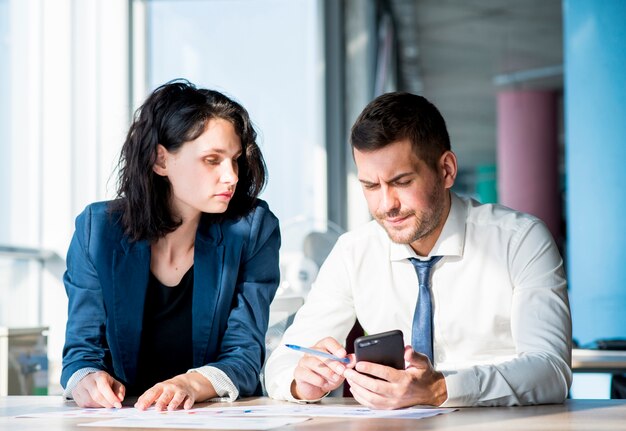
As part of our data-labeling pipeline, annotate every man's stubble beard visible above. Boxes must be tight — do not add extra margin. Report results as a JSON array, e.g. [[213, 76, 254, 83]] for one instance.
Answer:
[[374, 182, 445, 245]]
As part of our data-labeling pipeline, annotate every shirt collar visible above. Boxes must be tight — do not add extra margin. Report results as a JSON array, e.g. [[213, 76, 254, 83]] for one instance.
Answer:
[[389, 192, 467, 262]]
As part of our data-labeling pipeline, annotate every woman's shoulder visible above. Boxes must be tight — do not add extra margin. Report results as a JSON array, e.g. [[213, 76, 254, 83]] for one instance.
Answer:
[[74, 199, 125, 240], [204, 199, 279, 248], [78, 199, 111, 214], [226, 199, 277, 229]]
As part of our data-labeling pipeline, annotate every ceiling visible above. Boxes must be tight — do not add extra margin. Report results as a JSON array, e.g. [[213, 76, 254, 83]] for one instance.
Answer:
[[400, 0, 563, 170]]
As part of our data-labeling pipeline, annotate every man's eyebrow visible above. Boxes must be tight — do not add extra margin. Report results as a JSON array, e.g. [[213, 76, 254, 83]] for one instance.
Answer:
[[359, 176, 386, 187], [358, 178, 376, 185], [388, 172, 413, 182], [358, 172, 414, 185]]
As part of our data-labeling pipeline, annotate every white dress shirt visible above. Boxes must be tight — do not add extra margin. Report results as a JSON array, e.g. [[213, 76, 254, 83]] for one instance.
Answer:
[[264, 193, 572, 407]]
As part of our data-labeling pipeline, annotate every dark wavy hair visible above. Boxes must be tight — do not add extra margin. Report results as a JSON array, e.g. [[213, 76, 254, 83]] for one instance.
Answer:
[[111, 79, 266, 242], [350, 92, 450, 170]]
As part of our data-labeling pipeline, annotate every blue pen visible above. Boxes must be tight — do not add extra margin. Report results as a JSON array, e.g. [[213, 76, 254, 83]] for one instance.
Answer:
[[285, 344, 350, 364]]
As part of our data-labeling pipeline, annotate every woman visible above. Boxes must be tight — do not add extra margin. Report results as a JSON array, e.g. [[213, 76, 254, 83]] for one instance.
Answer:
[[61, 80, 280, 411]]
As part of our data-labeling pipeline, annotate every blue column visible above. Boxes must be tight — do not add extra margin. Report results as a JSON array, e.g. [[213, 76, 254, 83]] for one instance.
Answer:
[[564, 0, 626, 345]]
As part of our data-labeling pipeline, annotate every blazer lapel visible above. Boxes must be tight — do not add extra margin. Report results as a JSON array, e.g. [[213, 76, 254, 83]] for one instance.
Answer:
[[192, 222, 224, 366], [112, 239, 150, 383]]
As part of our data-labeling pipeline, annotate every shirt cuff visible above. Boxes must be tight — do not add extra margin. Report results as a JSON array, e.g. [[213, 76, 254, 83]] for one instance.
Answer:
[[439, 368, 480, 407], [286, 380, 328, 404], [279, 376, 329, 404], [188, 366, 239, 402], [291, 393, 328, 404], [62, 367, 101, 400]]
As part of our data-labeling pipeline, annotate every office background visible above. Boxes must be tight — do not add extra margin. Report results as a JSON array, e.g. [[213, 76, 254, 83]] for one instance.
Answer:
[[0, 0, 624, 397]]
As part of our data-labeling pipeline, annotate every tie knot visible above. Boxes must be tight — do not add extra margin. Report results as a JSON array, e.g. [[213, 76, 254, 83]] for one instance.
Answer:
[[409, 256, 443, 286]]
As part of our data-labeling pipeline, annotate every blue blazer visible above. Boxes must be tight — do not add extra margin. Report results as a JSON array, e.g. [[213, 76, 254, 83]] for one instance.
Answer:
[[61, 199, 280, 397]]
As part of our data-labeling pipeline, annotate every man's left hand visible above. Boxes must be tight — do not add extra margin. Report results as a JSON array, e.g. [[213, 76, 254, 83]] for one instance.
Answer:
[[343, 346, 447, 409]]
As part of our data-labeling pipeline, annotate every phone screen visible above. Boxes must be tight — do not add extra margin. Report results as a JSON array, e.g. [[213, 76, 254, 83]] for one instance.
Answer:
[[354, 329, 405, 370]]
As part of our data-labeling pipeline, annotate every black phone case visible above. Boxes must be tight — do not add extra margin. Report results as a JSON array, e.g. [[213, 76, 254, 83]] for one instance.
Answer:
[[354, 329, 405, 369]]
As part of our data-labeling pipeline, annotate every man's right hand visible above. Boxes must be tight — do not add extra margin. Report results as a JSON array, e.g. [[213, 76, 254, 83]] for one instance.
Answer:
[[71, 371, 126, 408], [291, 337, 353, 400]]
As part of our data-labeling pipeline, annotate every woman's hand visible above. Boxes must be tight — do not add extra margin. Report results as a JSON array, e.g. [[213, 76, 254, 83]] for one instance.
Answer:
[[134, 373, 216, 411], [72, 371, 125, 408]]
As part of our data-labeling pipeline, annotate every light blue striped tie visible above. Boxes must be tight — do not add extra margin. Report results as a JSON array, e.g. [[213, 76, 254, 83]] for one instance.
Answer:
[[408, 256, 442, 363]]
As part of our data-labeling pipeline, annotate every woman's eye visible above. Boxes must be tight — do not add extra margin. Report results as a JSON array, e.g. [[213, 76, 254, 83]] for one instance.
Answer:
[[206, 158, 220, 165]]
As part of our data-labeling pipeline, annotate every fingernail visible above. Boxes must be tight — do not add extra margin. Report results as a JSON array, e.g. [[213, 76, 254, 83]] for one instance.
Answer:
[[335, 365, 344, 373], [332, 373, 340, 382]]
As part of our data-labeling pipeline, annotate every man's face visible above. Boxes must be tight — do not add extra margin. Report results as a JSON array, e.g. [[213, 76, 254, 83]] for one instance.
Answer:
[[354, 139, 450, 250]]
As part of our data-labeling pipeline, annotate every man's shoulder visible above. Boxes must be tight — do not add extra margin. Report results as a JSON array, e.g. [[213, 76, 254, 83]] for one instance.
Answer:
[[459, 195, 541, 232]]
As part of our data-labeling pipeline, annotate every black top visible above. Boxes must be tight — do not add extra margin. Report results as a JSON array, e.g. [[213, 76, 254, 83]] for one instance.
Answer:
[[132, 266, 194, 395]]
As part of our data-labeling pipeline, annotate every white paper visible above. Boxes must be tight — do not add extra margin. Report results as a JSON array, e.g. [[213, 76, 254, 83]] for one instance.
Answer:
[[16, 403, 455, 424], [17, 406, 160, 419], [191, 404, 454, 419], [79, 416, 309, 430]]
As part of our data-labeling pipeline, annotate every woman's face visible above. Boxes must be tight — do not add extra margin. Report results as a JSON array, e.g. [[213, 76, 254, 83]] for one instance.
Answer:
[[155, 118, 242, 219]]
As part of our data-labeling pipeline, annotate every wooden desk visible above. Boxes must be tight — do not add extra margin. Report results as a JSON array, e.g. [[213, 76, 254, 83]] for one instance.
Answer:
[[2, 396, 626, 431]]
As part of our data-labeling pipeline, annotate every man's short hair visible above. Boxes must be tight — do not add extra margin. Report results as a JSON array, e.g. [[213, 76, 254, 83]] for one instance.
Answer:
[[350, 92, 451, 170]]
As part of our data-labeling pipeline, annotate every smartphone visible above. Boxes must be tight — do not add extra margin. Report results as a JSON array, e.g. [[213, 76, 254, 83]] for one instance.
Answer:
[[354, 329, 405, 370]]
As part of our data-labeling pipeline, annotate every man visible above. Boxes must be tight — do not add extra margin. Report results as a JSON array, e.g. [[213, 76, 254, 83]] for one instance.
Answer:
[[264, 92, 571, 408]]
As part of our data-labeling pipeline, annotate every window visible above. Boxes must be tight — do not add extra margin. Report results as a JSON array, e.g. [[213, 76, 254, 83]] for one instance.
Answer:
[[0, 0, 129, 394], [138, 0, 326, 223]]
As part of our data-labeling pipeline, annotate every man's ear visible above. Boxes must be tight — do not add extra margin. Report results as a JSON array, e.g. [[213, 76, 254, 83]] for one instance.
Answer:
[[153, 144, 168, 176], [439, 150, 457, 189]]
